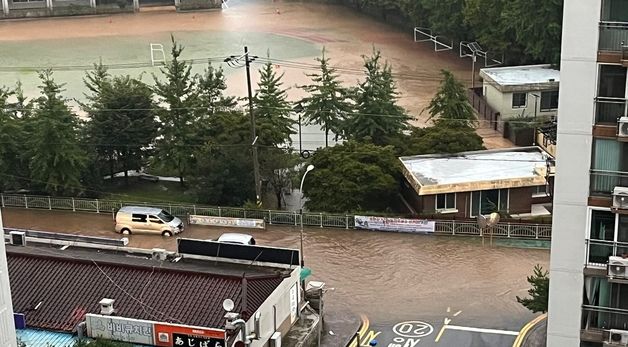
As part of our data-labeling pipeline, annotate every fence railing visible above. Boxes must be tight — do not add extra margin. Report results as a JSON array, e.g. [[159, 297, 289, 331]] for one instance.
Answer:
[[582, 305, 628, 331], [590, 169, 628, 196], [467, 87, 503, 133], [595, 97, 625, 124], [0, 194, 552, 239], [585, 239, 628, 267], [600, 22, 628, 52]]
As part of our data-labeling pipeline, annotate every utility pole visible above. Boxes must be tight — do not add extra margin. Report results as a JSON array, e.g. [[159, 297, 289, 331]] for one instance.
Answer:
[[225, 47, 262, 207]]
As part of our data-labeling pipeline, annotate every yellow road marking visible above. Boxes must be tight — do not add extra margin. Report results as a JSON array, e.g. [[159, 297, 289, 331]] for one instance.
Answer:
[[512, 313, 547, 347]]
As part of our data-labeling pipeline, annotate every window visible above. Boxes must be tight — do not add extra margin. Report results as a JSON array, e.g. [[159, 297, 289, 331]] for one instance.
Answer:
[[148, 215, 164, 224], [436, 193, 456, 210], [158, 210, 175, 222], [540, 90, 559, 111], [512, 92, 527, 108], [590, 139, 628, 194], [470, 189, 509, 217], [131, 214, 147, 223], [588, 210, 628, 264], [598, 65, 627, 98], [533, 185, 548, 197]]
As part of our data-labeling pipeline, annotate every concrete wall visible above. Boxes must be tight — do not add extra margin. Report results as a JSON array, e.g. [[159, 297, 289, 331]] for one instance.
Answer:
[[546, 0, 600, 345], [240, 267, 300, 347], [483, 82, 559, 120]]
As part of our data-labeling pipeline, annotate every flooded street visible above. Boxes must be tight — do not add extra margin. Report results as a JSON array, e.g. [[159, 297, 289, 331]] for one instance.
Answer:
[[3, 208, 549, 345]]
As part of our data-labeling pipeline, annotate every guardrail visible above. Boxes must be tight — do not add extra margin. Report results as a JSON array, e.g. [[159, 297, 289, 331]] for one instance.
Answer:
[[0, 194, 552, 239], [599, 21, 628, 51], [582, 305, 628, 331], [585, 239, 628, 267]]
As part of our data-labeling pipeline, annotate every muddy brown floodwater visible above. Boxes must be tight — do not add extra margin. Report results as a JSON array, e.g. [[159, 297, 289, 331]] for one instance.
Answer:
[[3, 208, 549, 332]]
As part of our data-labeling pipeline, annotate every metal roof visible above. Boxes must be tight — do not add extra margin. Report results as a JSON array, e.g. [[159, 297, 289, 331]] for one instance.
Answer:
[[118, 206, 164, 215]]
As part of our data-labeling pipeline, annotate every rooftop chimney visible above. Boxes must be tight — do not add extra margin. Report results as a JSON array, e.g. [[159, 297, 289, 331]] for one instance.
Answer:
[[99, 298, 115, 315]]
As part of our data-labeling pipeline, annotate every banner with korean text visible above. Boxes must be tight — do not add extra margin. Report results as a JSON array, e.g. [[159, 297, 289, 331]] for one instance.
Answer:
[[354, 215, 435, 234], [188, 215, 265, 230]]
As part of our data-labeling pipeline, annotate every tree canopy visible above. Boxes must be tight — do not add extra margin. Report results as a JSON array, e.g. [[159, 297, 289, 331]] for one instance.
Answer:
[[303, 141, 400, 213], [516, 264, 549, 313], [426, 70, 476, 127]]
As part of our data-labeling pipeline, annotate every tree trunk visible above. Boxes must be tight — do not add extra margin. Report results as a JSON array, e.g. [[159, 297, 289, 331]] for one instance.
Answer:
[[276, 191, 282, 209], [325, 126, 329, 147]]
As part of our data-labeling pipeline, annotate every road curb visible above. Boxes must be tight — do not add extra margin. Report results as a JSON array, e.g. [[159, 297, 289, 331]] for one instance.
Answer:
[[512, 313, 547, 347]]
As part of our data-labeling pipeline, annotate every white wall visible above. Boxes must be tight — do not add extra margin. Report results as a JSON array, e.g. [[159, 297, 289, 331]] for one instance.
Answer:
[[483, 83, 558, 120], [243, 267, 300, 347], [546, 0, 600, 346], [0, 211, 17, 347]]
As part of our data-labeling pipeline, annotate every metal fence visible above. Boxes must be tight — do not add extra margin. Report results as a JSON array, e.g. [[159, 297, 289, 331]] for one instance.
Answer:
[[0, 194, 552, 239]]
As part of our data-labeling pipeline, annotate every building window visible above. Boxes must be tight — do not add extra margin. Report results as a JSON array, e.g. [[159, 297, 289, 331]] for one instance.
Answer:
[[512, 92, 527, 108], [532, 185, 548, 197], [436, 193, 456, 211], [470, 189, 509, 217], [540, 90, 559, 111], [587, 209, 628, 264], [590, 139, 628, 195]]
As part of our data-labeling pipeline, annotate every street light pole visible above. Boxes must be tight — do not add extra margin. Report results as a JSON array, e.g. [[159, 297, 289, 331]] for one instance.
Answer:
[[299, 164, 315, 267], [225, 47, 262, 207]]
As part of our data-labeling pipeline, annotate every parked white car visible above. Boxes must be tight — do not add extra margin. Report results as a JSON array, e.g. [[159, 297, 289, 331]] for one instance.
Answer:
[[216, 233, 256, 245]]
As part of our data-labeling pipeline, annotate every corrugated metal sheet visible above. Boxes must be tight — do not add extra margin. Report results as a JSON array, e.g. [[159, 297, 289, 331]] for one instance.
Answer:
[[17, 329, 76, 347]]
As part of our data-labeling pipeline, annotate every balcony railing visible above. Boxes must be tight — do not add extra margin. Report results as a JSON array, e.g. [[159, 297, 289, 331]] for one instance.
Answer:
[[590, 170, 628, 196], [600, 22, 628, 52], [583, 305, 628, 331], [586, 239, 628, 266], [595, 97, 626, 124]]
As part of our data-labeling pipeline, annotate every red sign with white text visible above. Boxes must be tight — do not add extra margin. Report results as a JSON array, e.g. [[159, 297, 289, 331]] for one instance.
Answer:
[[154, 323, 226, 347]]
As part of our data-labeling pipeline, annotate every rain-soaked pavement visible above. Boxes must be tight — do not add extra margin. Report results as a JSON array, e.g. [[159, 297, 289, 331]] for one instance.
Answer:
[[3, 208, 549, 346]]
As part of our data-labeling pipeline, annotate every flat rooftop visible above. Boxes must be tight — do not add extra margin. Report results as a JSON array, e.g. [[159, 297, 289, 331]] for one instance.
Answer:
[[400, 146, 553, 195], [479, 64, 559, 92]]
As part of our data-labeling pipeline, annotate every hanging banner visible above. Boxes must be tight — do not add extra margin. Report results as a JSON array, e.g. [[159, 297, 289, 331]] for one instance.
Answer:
[[188, 215, 265, 230], [354, 215, 435, 234]]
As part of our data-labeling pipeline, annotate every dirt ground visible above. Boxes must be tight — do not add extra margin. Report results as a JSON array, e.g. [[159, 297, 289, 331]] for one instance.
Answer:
[[0, 0, 512, 148]]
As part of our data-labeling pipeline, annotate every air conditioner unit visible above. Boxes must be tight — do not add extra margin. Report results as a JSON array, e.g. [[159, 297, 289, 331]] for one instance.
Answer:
[[614, 187, 628, 210], [609, 256, 628, 280], [9, 231, 26, 246], [606, 329, 628, 346], [269, 332, 281, 347], [619, 117, 628, 141]]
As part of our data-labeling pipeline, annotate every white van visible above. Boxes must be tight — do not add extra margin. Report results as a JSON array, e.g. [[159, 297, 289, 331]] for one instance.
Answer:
[[115, 206, 184, 237]]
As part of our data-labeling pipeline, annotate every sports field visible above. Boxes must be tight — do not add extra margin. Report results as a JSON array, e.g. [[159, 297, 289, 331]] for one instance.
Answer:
[[0, 0, 512, 147]]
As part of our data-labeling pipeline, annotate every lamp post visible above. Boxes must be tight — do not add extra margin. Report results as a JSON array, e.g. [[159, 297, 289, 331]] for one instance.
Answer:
[[299, 164, 314, 267]]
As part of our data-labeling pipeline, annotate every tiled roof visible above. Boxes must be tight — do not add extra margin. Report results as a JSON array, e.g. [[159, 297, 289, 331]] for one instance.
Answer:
[[8, 252, 284, 332]]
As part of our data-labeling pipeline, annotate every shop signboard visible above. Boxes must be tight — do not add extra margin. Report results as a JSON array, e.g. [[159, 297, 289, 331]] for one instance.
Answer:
[[154, 323, 226, 347], [85, 314, 154, 345]]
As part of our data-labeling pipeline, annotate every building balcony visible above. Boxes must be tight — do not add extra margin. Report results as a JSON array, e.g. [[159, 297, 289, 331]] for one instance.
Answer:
[[586, 239, 628, 268], [600, 22, 628, 52], [596, 97, 626, 125], [590, 170, 628, 197], [582, 305, 628, 340]]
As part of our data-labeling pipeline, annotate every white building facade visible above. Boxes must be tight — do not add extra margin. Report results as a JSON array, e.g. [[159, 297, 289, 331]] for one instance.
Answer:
[[0, 211, 17, 347], [547, 0, 628, 346]]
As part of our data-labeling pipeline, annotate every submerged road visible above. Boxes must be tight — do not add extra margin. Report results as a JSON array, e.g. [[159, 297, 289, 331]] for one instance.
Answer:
[[2, 208, 549, 346]]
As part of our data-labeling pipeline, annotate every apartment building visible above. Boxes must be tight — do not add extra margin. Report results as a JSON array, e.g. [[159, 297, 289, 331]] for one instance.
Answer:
[[547, 0, 628, 346]]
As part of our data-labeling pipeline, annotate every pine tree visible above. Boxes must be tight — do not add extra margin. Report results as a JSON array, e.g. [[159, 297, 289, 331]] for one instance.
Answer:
[[299, 48, 353, 147], [516, 264, 549, 313], [0, 86, 25, 191], [152, 36, 199, 186], [197, 62, 237, 118], [28, 70, 86, 195], [253, 62, 295, 147], [427, 69, 476, 127], [345, 49, 410, 145]]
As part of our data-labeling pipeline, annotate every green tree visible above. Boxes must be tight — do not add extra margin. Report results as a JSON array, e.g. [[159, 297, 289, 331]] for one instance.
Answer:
[[299, 48, 353, 147], [345, 49, 410, 145], [254, 62, 295, 147], [303, 140, 399, 213], [196, 62, 237, 118], [153, 36, 199, 186], [502, 0, 563, 64], [84, 66, 158, 185], [28, 70, 86, 195], [426, 70, 476, 127], [190, 110, 255, 206], [0, 86, 26, 191], [420, 0, 469, 40], [391, 124, 485, 156], [516, 264, 549, 313], [260, 148, 298, 209], [463, 0, 515, 58]]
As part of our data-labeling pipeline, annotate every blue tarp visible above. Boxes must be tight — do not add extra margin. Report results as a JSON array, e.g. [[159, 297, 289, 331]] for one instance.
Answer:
[[17, 329, 77, 347]]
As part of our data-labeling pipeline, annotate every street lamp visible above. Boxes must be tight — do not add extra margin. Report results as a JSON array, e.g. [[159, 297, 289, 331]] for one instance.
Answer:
[[299, 164, 314, 267]]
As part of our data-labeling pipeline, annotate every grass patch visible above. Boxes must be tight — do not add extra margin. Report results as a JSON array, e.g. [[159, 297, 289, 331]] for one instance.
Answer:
[[101, 177, 198, 204]]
